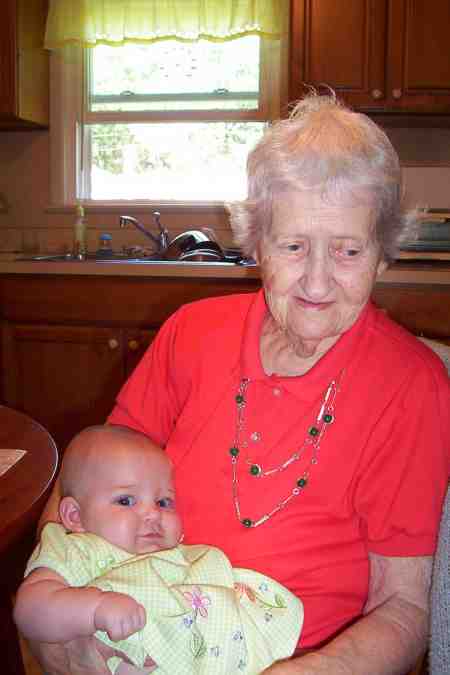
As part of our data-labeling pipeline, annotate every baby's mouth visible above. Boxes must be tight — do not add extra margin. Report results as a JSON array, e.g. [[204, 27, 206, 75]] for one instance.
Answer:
[[138, 530, 163, 539]]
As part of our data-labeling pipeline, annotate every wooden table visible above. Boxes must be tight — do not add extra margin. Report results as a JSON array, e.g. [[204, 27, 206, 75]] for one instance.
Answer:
[[0, 406, 58, 675]]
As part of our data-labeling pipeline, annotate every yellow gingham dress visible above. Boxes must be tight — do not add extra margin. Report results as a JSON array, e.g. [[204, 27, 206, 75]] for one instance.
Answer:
[[26, 523, 303, 674]]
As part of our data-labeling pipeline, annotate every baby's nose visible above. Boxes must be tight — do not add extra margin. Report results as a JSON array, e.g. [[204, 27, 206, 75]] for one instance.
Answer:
[[143, 504, 161, 521]]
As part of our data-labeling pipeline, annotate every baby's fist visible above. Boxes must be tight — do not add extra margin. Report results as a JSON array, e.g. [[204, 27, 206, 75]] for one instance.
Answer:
[[94, 592, 147, 642]]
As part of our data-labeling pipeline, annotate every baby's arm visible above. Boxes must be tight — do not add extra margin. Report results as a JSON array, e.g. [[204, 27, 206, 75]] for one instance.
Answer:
[[14, 567, 147, 643]]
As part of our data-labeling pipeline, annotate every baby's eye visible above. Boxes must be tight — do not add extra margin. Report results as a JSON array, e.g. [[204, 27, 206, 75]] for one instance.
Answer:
[[157, 497, 175, 509], [115, 495, 136, 507]]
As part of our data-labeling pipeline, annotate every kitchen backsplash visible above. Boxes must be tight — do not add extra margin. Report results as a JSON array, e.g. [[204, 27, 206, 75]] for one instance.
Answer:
[[1, 127, 450, 254], [402, 166, 450, 209]]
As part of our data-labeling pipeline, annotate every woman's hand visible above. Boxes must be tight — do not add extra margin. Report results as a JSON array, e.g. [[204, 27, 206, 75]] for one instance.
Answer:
[[27, 636, 127, 675]]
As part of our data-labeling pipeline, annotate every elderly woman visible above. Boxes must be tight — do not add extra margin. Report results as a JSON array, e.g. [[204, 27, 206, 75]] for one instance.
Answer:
[[32, 94, 449, 675]]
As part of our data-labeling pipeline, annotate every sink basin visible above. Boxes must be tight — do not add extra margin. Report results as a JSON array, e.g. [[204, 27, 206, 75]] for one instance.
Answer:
[[19, 251, 256, 266], [22, 253, 162, 263]]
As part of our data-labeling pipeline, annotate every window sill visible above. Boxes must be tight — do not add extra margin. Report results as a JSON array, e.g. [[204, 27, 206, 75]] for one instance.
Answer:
[[45, 201, 229, 215]]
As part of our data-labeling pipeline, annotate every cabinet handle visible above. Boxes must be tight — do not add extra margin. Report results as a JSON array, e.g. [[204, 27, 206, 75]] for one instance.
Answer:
[[392, 88, 402, 99], [371, 89, 383, 100], [128, 339, 140, 351], [108, 338, 119, 350]]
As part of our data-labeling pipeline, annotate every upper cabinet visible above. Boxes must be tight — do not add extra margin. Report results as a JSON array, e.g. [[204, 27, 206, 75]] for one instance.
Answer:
[[0, 0, 49, 129], [289, 0, 450, 115]]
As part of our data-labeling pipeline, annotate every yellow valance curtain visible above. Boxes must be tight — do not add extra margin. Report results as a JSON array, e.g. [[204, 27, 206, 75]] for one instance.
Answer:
[[44, 0, 282, 49]]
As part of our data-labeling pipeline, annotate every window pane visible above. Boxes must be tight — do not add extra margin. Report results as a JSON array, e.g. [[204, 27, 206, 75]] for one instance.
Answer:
[[89, 38, 260, 112], [86, 122, 265, 200]]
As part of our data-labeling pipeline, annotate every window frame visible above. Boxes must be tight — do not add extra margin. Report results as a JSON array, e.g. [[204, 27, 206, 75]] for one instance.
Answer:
[[49, 34, 288, 208]]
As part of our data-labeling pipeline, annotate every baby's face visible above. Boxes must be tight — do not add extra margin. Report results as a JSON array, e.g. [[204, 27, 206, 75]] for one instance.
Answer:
[[78, 441, 182, 554]]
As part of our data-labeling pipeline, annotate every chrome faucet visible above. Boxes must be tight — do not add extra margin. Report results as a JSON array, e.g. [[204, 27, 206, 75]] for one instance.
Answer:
[[119, 211, 170, 252]]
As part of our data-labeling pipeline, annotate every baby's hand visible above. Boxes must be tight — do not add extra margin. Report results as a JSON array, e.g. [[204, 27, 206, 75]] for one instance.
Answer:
[[94, 592, 147, 642]]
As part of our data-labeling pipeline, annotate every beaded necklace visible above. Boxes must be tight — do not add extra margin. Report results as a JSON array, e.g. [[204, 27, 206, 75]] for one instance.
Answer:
[[229, 372, 343, 528]]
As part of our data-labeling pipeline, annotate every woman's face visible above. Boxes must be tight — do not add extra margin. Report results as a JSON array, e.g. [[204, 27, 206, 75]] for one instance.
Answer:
[[257, 189, 387, 351]]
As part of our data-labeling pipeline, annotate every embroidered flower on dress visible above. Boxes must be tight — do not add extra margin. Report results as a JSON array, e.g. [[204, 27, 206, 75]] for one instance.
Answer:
[[234, 582, 256, 602], [183, 586, 211, 618], [96, 555, 115, 572]]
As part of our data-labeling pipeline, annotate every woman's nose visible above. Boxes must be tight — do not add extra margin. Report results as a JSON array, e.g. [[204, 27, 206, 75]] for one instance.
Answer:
[[301, 250, 332, 299]]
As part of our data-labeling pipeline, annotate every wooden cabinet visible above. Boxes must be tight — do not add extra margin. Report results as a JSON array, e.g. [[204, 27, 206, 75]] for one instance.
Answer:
[[0, 0, 49, 129], [0, 274, 258, 451], [290, 0, 450, 114], [1, 324, 158, 452], [2, 323, 125, 451]]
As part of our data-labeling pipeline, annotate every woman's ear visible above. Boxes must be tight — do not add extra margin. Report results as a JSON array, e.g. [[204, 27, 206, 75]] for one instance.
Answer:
[[59, 496, 85, 533], [252, 243, 261, 264]]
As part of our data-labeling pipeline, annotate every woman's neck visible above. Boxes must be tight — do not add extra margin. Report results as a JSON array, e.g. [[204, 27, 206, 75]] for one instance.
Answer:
[[259, 314, 339, 376]]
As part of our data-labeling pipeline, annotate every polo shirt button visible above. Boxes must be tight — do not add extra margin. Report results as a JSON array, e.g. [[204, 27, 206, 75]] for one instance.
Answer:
[[272, 387, 282, 396]]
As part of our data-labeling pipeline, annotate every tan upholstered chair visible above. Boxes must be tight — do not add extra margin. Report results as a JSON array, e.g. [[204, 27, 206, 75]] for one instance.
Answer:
[[429, 485, 450, 675], [418, 337, 450, 376], [408, 338, 449, 675]]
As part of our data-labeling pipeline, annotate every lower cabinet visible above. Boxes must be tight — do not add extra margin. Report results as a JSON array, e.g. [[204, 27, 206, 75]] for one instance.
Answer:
[[0, 272, 449, 454], [1, 322, 156, 451]]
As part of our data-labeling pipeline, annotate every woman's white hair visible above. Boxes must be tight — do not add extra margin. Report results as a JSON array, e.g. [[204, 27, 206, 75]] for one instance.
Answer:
[[227, 92, 419, 261]]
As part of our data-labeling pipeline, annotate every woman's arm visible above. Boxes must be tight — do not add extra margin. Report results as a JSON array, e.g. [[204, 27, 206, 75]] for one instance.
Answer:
[[14, 567, 146, 643], [263, 553, 431, 674]]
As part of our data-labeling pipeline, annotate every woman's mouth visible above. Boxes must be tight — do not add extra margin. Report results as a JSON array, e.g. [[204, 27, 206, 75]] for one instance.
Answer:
[[295, 297, 332, 310]]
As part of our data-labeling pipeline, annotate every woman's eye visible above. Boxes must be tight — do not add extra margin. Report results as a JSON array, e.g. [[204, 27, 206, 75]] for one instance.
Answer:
[[285, 242, 305, 253], [157, 497, 174, 509], [115, 495, 136, 507], [335, 245, 361, 258]]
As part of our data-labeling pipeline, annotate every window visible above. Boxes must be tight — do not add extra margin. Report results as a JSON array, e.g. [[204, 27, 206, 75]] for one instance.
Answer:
[[50, 33, 287, 206]]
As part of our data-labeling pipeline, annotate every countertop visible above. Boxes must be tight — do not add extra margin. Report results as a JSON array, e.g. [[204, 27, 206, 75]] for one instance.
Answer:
[[0, 255, 450, 285], [0, 255, 261, 280]]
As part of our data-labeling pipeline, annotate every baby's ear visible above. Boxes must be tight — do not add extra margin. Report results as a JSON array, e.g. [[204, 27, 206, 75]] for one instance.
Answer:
[[59, 496, 85, 533]]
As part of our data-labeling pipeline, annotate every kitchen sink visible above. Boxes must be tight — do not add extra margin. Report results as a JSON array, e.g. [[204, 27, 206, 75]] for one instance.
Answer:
[[19, 250, 256, 266], [21, 253, 167, 263]]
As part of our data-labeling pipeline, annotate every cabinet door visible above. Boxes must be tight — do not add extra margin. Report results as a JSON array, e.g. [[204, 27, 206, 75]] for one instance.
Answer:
[[0, 0, 17, 119], [0, 0, 48, 129], [124, 329, 158, 378], [2, 323, 125, 451], [387, 0, 450, 112], [290, 0, 388, 108]]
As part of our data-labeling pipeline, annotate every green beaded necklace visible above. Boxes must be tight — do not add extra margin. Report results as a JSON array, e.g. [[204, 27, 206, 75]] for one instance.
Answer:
[[229, 372, 343, 528]]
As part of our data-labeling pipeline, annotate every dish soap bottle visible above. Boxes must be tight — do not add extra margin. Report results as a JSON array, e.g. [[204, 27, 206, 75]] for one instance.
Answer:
[[73, 203, 87, 258]]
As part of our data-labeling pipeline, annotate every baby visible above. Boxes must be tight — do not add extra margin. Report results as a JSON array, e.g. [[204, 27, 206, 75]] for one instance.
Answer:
[[14, 425, 303, 675]]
